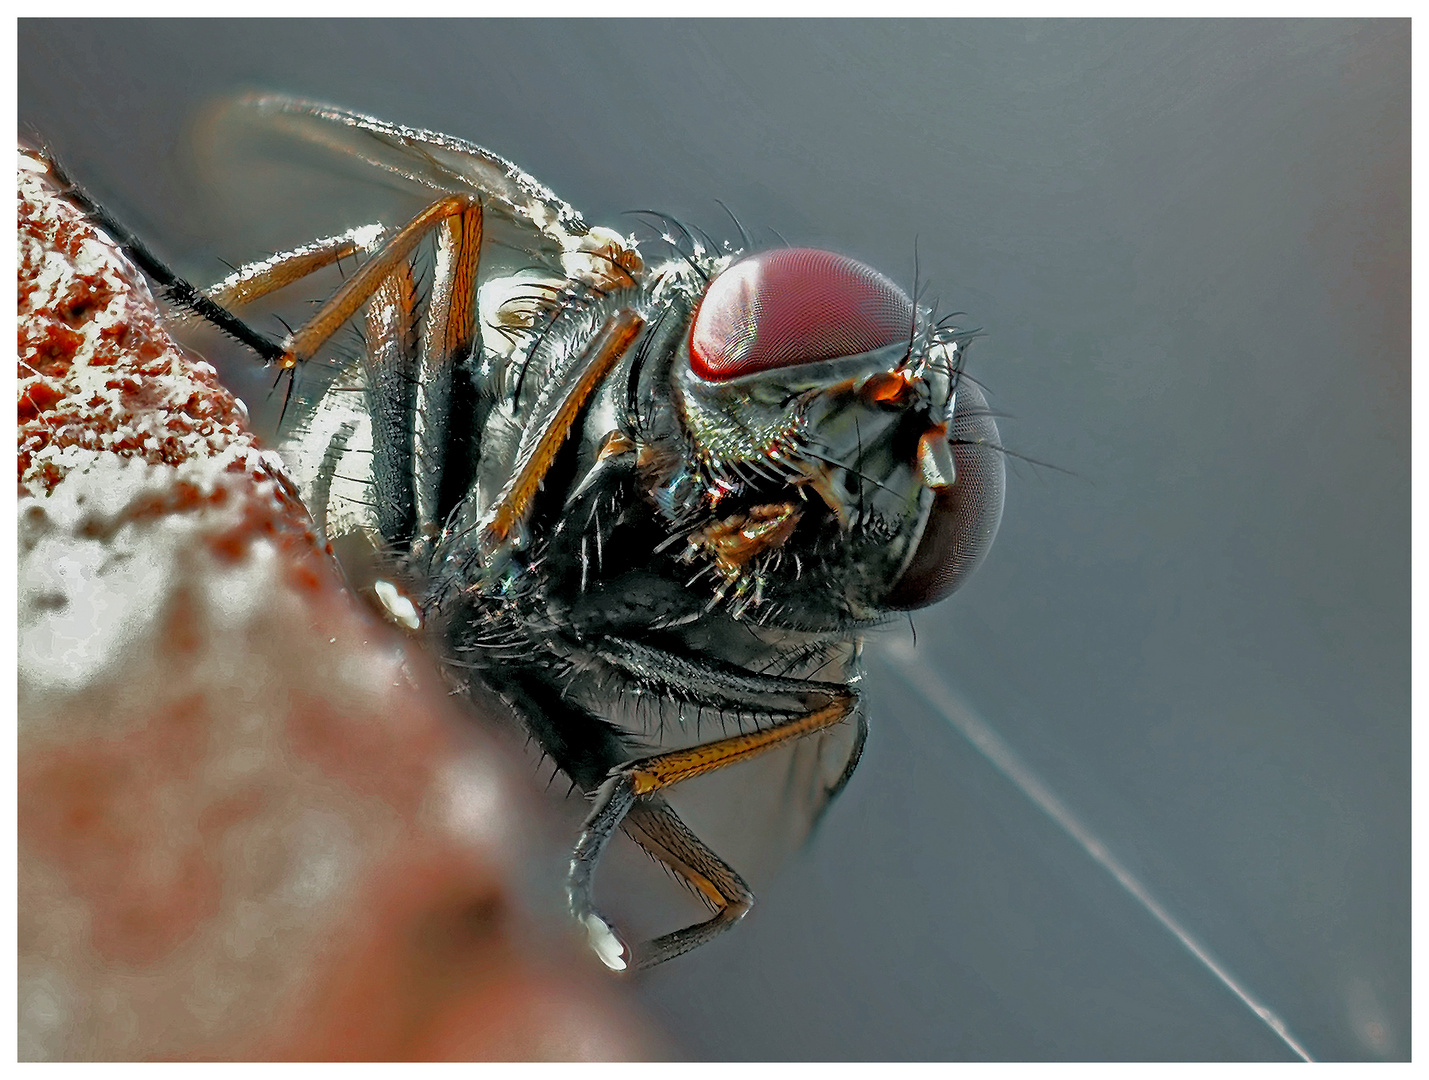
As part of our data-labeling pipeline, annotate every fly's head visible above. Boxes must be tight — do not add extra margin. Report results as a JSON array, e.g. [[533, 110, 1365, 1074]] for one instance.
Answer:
[[658, 248, 1005, 627]]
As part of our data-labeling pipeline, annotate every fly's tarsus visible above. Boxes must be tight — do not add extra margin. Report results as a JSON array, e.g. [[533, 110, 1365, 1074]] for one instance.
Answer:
[[43, 153, 287, 364]]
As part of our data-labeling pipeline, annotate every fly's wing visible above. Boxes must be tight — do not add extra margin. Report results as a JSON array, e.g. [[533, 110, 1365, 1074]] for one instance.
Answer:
[[194, 94, 592, 276], [185, 94, 634, 435], [241, 96, 587, 244]]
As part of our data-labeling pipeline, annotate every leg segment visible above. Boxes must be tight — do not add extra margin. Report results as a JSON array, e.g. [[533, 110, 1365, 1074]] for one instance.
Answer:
[[413, 202, 483, 538], [202, 199, 488, 550], [569, 783, 757, 971], [277, 193, 479, 369], [479, 310, 645, 550], [359, 243, 420, 544], [43, 160, 285, 365], [621, 796, 754, 969], [198, 226, 381, 312], [623, 693, 856, 794], [567, 774, 638, 970], [813, 702, 869, 826]]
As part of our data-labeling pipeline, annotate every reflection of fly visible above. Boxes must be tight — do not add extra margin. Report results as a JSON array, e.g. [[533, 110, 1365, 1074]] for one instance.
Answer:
[[128, 97, 1006, 969]]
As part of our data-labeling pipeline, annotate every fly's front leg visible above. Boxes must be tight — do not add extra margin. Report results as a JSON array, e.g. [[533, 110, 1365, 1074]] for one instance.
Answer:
[[567, 773, 638, 971], [622, 797, 754, 968], [816, 703, 869, 823], [568, 787, 756, 971], [569, 637, 859, 969], [479, 310, 645, 550]]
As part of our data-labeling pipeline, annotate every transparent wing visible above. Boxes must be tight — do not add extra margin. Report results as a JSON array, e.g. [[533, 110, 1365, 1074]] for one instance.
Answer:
[[195, 93, 591, 273]]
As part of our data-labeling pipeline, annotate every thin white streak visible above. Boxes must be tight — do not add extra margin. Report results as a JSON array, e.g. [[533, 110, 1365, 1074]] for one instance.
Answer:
[[879, 641, 1315, 1063]]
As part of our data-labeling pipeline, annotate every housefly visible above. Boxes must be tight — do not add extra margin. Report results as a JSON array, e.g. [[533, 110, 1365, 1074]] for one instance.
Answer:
[[71, 96, 1006, 970]]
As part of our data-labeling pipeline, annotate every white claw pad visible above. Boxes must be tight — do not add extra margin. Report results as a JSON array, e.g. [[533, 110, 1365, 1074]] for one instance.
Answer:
[[581, 913, 628, 971], [373, 579, 421, 630]]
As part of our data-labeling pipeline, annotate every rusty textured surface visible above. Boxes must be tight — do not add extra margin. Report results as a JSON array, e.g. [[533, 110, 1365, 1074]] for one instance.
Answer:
[[17, 148, 659, 1062]]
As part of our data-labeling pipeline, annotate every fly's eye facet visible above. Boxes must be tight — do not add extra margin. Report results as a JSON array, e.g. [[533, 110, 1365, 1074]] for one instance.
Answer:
[[884, 378, 1005, 610], [689, 248, 914, 381]]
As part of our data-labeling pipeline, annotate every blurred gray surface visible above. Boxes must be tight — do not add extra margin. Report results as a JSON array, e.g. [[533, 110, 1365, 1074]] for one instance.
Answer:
[[19, 19, 1408, 1061]]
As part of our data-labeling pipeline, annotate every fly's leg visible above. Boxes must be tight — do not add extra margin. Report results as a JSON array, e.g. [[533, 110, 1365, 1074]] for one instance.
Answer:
[[618, 691, 857, 791], [567, 774, 638, 971], [568, 790, 755, 972], [812, 704, 869, 827], [478, 310, 645, 549], [622, 797, 754, 968], [197, 200, 486, 550], [569, 637, 859, 969], [569, 695, 854, 967], [273, 193, 480, 371], [42, 159, 285, 365], [187, 225, 423, 538], [196, 226, 381, 312], [359, 243, 420, 544], [412, 200, 482, 540]]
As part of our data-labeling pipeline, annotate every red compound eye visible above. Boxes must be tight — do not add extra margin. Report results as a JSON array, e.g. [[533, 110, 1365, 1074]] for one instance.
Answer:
[[689, 249, 913, 381]]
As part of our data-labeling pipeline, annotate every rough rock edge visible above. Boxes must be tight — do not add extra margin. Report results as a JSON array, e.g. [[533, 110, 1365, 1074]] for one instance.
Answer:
[[18, 147, 281, 497], [16, 146, 657, 1062]]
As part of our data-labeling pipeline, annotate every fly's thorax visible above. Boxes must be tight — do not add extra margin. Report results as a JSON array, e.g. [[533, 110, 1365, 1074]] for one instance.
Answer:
[[418, 259, 706, 596]]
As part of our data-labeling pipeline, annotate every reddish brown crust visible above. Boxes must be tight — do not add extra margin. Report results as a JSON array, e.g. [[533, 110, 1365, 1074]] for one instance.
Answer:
[[18, 151, 254, 494], [17, 147, 658, 1061]]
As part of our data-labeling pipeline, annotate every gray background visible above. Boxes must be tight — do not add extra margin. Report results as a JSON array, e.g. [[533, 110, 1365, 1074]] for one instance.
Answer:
[[19, 19, 1409, 1061]]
